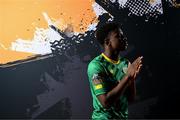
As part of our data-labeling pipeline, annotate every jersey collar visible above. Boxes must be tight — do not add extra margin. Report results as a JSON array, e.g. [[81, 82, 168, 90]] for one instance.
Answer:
[[101, 53, 120, 64]]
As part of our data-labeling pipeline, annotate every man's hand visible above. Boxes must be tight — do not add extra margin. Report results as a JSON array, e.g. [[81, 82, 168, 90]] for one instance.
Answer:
[[126, 56, 143, 102], [127, 56, 143, 80]]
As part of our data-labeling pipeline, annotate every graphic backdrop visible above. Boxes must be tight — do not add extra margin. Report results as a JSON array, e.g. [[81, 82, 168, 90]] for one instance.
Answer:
[[0, 0, 180, 119]]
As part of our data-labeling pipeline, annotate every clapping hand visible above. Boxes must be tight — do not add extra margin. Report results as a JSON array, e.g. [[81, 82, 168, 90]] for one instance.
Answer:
[[127, 56, 143, 80]]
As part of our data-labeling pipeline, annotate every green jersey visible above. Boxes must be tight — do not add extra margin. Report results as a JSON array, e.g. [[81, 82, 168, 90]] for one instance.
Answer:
[[87, 53, 129, 120]]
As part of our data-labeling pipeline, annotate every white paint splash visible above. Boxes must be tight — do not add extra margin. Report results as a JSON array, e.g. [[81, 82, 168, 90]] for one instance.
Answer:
[[9, 10, 99, 55], [92, 2, 114, 23], [92, 2, 108, 16], [86, 23, 98, 31], [11, 13, 64, 55]]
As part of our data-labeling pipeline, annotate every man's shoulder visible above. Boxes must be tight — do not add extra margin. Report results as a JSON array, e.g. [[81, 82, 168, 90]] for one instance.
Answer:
[[120, 57, 129, 62], [120, 57, 129, 65], [88, 54, 103, 66], [87, 55, 104, 72]]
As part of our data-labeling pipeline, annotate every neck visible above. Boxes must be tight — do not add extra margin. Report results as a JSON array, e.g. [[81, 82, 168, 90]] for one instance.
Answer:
[[103, 50, 120, 61]]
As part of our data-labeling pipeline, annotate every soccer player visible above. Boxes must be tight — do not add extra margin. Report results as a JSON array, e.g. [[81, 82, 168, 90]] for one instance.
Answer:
[[87, 22, 143, 120]]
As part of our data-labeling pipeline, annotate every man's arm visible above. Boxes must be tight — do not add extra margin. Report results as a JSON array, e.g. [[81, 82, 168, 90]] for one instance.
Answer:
[[97, 75, 130, 108], [97, 56, 143, 109], [127, 80, 136, 103], [127, 58, 142, 103]]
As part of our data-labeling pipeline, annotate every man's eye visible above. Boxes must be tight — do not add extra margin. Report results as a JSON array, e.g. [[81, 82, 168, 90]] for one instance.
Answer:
[[116, 35, 120, 38]]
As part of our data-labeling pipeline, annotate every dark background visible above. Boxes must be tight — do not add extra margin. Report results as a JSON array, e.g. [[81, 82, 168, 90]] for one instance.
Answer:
[[0, 0, 180, 119]]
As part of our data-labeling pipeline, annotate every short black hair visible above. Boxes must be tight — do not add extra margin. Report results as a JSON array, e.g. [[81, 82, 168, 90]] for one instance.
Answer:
[[95, 22, 120, 46]]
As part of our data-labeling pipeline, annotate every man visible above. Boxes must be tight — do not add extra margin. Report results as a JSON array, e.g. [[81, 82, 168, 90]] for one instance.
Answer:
[[87, 22, 143, 120]]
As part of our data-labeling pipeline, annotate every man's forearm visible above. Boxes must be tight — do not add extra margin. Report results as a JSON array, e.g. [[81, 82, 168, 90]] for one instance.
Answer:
[[105, 75, 131, 107], [127, 80, 136, 103]]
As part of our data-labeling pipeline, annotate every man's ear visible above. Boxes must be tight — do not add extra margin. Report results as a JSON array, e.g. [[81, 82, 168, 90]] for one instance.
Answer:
[[104, 39, 111, 46]]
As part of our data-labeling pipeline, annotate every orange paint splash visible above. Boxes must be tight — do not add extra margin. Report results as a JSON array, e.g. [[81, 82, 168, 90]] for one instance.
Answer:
[[0, 0, 97, 64]]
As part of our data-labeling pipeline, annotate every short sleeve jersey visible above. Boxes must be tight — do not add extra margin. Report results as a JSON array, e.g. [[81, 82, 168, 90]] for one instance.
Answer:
[[87, 53, 129, 120]]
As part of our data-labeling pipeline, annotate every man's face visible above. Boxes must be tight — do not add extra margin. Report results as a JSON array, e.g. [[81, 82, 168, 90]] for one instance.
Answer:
[[108, 29, 128, 51]]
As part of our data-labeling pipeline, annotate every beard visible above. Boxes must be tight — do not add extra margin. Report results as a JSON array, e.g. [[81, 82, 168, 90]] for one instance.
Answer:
[[119, 39, 128, 51]]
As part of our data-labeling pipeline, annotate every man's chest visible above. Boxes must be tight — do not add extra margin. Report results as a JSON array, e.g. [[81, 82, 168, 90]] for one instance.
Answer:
[[102, 63, 128, 89]]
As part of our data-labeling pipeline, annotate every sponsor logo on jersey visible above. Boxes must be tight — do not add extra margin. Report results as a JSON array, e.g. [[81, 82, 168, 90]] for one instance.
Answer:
[[94, 84, 103, 90]]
